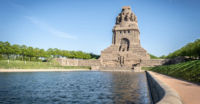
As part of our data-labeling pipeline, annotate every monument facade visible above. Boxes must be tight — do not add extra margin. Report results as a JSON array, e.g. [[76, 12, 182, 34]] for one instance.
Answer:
[[99, 6, 150, 67]]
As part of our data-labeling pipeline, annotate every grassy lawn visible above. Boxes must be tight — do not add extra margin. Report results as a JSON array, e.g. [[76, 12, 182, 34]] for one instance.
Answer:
[[142, 60, 200, 83], [0, 60, 91, 69]]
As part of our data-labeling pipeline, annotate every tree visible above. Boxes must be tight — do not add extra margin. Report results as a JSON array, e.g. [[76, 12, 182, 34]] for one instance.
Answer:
[[85, 53, 91, 59], [65, 50, 71, 58], [62, 50, 70, 58], [179, 46, 187, 57], [0, 41, 3, 54], [3, 41, 12, 59], [61, 50, 69, 58], [70, 51, 76, 59], [90, 53, 100, 59], [39, 49, 47, 60], [47, 48, 53, 58], [35, 48, 40, 61], [167, 53, 172, 59], [26, 46, 35, 61], [0, 41, 98, 61], [164, 39, 200, 59], [52, 48, 58, 58], [185, 43, 193, 58], [76, 51, 84, 59], [172, 50, 180, 58], [55, 48, 61, 58], [20, 45, 27, 60], [0, 41, 4, 59], [194, 39, 200, 59], [12, 44, 21, 60], [159, 55, 167, 59]]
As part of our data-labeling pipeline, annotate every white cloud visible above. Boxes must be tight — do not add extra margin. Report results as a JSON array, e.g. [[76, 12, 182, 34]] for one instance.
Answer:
[[25, 16, 76, 39]]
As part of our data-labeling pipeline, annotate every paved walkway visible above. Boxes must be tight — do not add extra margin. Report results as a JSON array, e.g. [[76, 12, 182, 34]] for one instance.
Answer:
[[148, 71, 200, 104]]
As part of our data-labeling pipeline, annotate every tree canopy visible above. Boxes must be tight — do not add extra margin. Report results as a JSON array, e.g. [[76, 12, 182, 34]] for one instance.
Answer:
[[160, 39, 200, 59], [0, 41, 99, 61]]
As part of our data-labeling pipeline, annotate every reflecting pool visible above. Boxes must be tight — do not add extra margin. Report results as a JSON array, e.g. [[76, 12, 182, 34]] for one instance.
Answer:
[[0, 71, 150, 104]]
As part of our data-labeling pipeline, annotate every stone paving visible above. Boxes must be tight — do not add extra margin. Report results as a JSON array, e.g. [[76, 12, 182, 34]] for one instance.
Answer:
[[149, 71, 200, 104]]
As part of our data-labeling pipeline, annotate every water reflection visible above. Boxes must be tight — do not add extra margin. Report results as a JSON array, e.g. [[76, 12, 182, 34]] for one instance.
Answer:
[[0, 71, 149, 104]]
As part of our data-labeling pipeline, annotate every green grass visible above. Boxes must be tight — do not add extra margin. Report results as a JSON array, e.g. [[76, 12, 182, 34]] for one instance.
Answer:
[[149, 54, 161, 59], [142, 60, 200, 83], [0, 60, 91, 69]]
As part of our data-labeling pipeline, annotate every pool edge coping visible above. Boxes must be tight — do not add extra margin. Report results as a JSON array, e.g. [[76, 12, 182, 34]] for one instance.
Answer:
[[146, 71, 184, 104]]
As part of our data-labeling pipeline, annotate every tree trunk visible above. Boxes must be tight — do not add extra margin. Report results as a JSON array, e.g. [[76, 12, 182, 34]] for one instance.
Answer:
[[29, 56, 31, 61], [8, 54, 9, 59]]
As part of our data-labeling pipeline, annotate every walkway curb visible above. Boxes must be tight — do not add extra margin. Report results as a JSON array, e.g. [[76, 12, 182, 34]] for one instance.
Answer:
[[146, 71, 184, 104]]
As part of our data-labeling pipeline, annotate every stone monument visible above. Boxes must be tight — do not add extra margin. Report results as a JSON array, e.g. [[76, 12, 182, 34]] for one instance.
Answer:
[[99, 6, 150, 69], [55, 6, 171, 70]]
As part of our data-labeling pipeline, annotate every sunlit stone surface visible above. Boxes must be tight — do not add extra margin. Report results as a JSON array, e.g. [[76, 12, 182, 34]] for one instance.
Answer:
[[99, 6, 150, 67]]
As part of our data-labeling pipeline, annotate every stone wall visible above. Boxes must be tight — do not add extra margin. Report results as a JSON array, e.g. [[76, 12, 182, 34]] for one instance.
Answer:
[[55, 58, 172, 68], [140, 59, 171, 67], [171, 56, 189, 64], [55, 58, 78, 66], [54, 58, 101, 66], [78, 60, 101, 66]]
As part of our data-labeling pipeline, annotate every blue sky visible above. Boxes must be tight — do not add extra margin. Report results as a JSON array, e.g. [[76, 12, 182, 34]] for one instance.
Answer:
[[0, 0, 200, 57]]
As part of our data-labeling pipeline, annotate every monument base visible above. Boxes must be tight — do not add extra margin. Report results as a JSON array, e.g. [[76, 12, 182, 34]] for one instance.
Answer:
[[99, 66, 132, 70], [132, 67, 144, 72], [91, 66, 144, 72]]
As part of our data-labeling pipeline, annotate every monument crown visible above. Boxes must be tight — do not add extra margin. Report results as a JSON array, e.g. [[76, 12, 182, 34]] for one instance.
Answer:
[[116, 6, 138, 28], [122, 6, 132, 12]]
